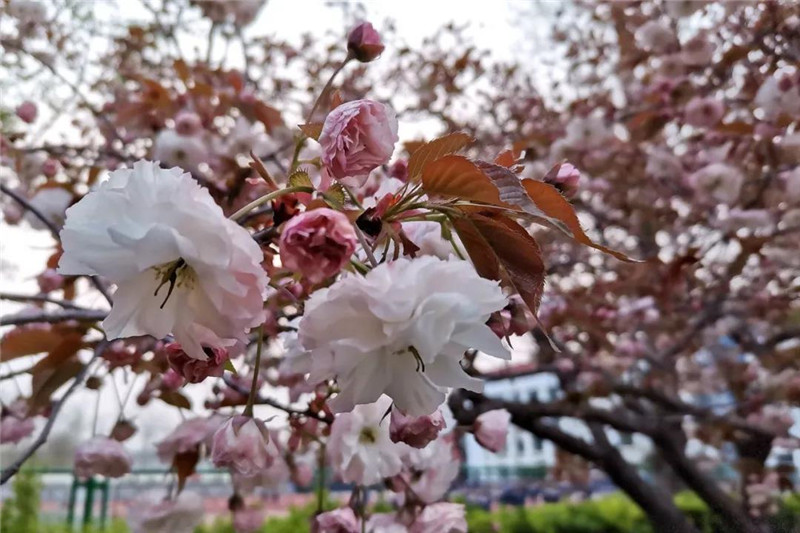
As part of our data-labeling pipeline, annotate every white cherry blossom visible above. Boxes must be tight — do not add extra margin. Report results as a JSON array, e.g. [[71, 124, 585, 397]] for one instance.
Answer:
[[299, 256, 508, 416], [58, 160, 268, 360]]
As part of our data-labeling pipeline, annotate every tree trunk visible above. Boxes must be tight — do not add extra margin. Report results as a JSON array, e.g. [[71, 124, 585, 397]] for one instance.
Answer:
[[448, 391, 697, 533], [652, 426, 768, 533]]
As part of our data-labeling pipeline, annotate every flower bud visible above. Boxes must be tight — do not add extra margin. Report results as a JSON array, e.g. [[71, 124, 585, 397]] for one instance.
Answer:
[[211, 415, 273, 477], [36, 268, 64, 293], [174, 111, 203, 136], [15, 101, 37, 123], [389, 407, 445, 449], [74, 437, 132, 478], [545, 162, 580, 198], [313, 507, 359, 533], [473, 409, 510, 453], [279, 208, 357, 284], [347, 22, 384, 63], [166, 342, 228, 384]]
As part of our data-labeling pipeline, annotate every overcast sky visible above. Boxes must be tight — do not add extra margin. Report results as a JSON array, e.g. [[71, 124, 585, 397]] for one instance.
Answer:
[[1, 0, 549, 462]]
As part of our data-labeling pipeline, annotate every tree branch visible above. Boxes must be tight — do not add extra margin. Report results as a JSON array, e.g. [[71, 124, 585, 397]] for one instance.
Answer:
[[0, 309, 107, 327], [1, 342, 107, 485], [0, 184, 113, 305]]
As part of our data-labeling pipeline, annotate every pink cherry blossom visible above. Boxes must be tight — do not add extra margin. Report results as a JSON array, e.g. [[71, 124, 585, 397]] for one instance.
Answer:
[[319, 99, 398, 184], [233, 507, 266, 533], [473, 409, 511, 453], [389, 406, 445, 449], [347, 22, 384, 63], [41, 158, 60, 178], [212, 415, 273, 476], [684, 97, 724, 128], [546, 162, 580, 197], [165, 342, 228, 383], [410, 503, 467, 533], [15, 100, 37, 123], [279, 208, 357, 283], [174, 111, 203, 136], [0, 415, 35, 444], [36, 268, 64, 293], [156, 416, 223, 463], [313, 508, 359, 533], [74, 437, 132, 478]]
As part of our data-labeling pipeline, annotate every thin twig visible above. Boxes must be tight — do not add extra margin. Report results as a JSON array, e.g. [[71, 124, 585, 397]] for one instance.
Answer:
[[0, 309, 107, 327], [0, 184, 114, 305], [0, 292, 86, 310], [1, 342, 107, 485]]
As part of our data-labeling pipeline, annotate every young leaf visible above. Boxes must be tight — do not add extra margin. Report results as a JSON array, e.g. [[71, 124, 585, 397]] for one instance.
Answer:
[[421, 155, 502, 206], [521, 179, 636, 261], [288, 169, 313, 189], [253, 101, 283, 133], [299, 123, 324, 140], [29, 358, 83, 409], [408, 132, 473, 181], [454, 213, 546, 315], [1, 327, 64, 361]]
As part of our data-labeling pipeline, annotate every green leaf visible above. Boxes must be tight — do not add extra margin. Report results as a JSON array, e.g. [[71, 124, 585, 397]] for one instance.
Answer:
[[224, 359, 238, 374], [288, 169, 313, 189]]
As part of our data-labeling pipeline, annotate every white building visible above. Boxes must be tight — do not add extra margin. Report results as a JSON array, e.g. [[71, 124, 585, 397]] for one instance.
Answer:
[[462, 367, 652, 483]]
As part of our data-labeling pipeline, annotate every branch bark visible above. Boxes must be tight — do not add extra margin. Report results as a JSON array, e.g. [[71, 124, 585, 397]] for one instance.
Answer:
[[0, 342, 106, 485], [448, 390, 697, 533]]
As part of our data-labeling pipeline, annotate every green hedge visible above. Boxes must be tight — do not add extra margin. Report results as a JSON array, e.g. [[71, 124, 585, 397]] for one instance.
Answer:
[[6, 466, 799, 533]]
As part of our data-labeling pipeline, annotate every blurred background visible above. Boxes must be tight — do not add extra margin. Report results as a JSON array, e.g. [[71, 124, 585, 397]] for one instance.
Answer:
[[1, 0, 799, 532]]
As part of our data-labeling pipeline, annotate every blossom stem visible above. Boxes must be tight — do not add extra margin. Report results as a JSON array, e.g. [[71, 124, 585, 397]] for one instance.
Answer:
[[355, 226, 378, 268], [229, 186, 314, 222], [306, 57, 351, 125], [316, 442, 327, 513], [243, 325, 264, 418]]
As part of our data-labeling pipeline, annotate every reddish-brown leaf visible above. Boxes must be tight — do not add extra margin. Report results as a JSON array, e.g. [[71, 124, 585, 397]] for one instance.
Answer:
[[466, 213, 546, 315], [1, 326, 62, 361], [173, 59, 191, 82], [521, 179, 636, 261], [408, 132, 473, 181], [329, 90, 344, 110], [715, 121, 755, 136], [421, 155, 502, 206], [28, 334, 84, 374], [299, 122, 323, 140], [253, 101, 283, 133], [494, 149, 520, 168], [451, 217, 501, 282], [29, 358, 83, 409], [160, 390, 192, 410], [173, 450, 200, 494]]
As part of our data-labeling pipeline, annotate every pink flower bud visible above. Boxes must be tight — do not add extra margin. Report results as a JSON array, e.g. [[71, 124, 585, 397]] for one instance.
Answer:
[[16, 101, 37, 123], [410, 503, 467, 533], [161, 368, 184, 390], [165, 342, 228, 383], [233, 507, 266, 533], [389, 407, 445, 448], [174, 111, 203, 136], [291, 462, 314, 488], [546, 162, 580, 197], [319, 99, 398, 184], [347, 22, 384, 63], [389, 159, 409, 182], [279, 208, 357, 283], [36, 268, 64, 293], [473, 409, 511, 453], [212, 415, 273, 477], [0, 415, 35, 444], [42, 158, 60, 178], [684, 96, 725, 128], [74, 437, 132, 479], [313, 507, 359, 533]]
